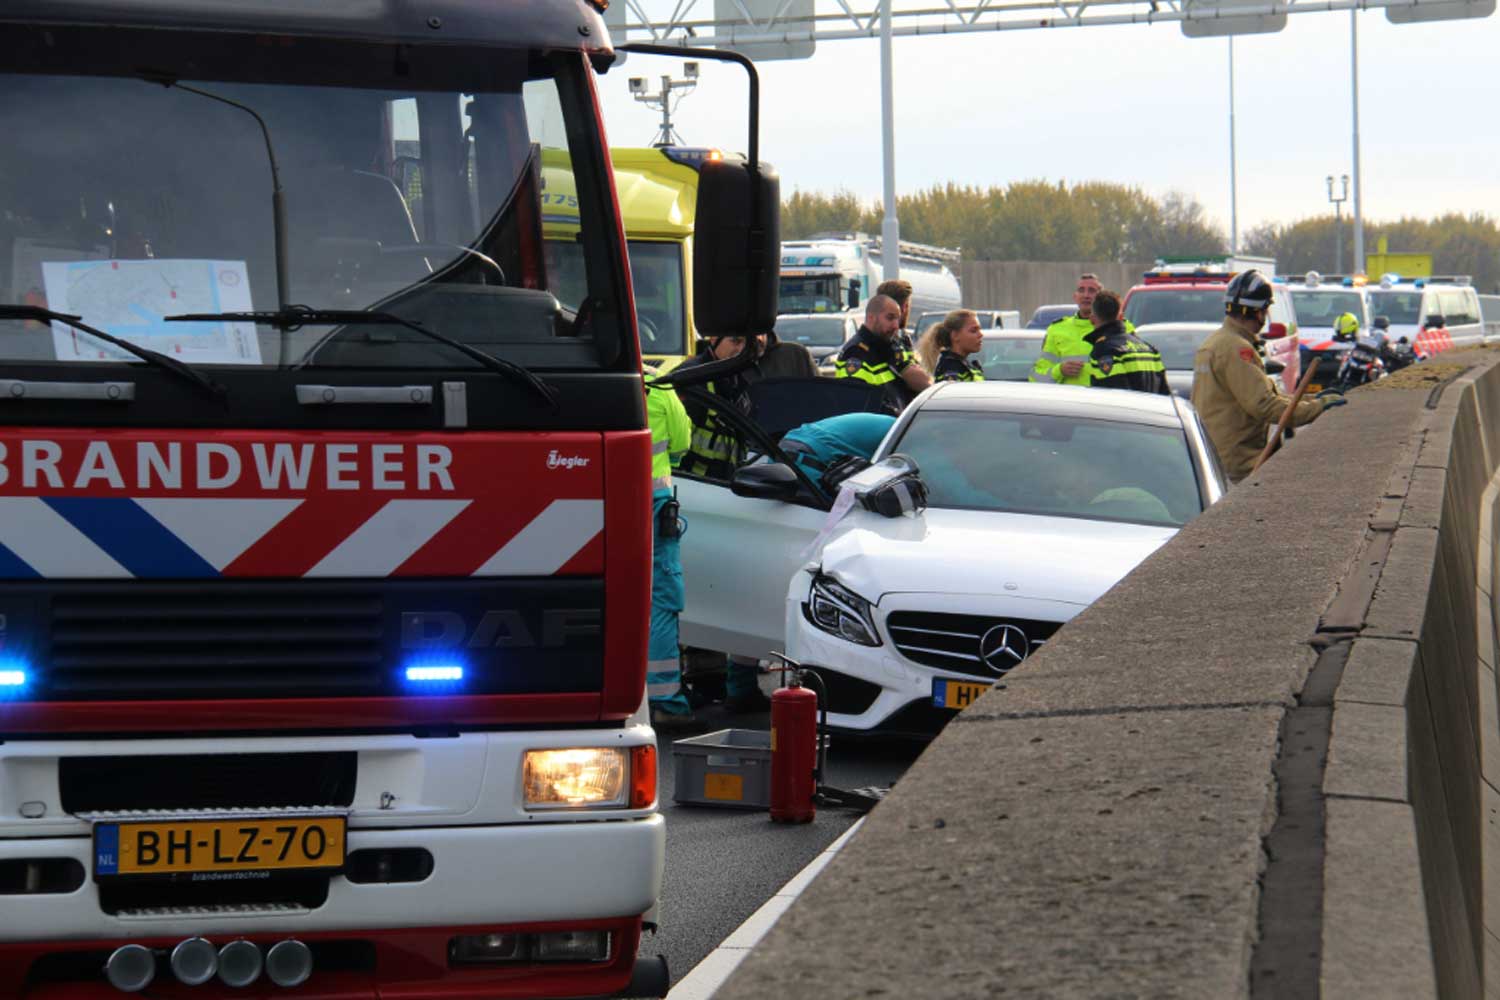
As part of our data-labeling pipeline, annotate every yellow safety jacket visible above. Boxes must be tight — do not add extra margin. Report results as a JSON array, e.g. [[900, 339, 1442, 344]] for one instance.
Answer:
[[1031, 315, 1136, 386], [646, 384, 692, 491]]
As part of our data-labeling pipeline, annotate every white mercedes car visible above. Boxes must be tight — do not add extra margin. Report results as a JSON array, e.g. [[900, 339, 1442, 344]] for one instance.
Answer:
[[676, 381, 1227, 735]]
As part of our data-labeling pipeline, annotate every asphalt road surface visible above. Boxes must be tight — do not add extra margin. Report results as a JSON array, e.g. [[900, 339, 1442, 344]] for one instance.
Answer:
[[637, 695, 924, 992]]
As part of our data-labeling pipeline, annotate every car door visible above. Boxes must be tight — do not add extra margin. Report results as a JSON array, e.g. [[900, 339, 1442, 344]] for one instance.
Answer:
[[672, 378, 881, 661], [676, 477, 829, 659]]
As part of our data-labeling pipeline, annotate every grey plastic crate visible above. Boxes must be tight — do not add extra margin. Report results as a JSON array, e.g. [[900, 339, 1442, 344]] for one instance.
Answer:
[[670, 727, 828, 809], [671, 728, 774, 809]]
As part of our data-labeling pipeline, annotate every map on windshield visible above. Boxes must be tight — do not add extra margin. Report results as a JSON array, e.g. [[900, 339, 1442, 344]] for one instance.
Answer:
[[41, 259, 262, 365]]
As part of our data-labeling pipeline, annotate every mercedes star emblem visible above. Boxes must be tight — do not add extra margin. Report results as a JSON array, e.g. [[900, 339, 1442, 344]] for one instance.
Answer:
[[978, 623, 1030, 675]]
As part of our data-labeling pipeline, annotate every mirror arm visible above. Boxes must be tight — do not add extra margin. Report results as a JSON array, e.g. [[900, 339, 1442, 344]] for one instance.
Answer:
[[620, 43, 765, 336], [673, 384, 830, 505]]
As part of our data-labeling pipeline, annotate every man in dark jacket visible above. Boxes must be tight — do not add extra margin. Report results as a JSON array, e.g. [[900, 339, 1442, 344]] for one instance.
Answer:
[[1083, 290, 1170, 396], [673, 335, 754, 479], [833, 294, 932, 412]]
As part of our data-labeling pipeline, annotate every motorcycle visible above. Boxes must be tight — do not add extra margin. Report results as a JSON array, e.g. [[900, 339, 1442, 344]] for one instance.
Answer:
[[1370, 317, 1421, 373], [1333, 325, 1387, 390]]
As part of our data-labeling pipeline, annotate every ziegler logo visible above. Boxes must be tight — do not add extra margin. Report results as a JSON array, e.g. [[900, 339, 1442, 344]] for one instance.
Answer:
[[546, 450, 590, 470]]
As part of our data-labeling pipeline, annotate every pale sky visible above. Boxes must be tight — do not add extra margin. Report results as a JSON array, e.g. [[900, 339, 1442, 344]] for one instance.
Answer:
[[597, 9, 1500, 242]]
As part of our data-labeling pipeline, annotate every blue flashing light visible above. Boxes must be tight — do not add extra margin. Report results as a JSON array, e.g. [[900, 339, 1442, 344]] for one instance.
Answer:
[[0, 657, 31, 696], [405, 665, 464, 683]]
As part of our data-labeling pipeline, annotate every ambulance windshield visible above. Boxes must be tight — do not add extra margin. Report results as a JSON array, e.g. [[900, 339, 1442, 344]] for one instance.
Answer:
[[0, 61, 624, 371]]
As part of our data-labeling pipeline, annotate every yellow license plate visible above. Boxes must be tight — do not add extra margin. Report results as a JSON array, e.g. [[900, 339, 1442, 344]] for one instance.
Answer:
[[932, 678, 992, 710], [94, 816, 345, 879]]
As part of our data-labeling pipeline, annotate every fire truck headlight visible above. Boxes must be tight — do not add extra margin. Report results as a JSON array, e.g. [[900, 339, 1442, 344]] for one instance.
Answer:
[[522, 748, 628, 809]]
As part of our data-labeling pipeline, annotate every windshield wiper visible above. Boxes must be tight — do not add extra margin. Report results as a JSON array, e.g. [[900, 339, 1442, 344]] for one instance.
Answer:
[[167, 308, 558, 409], [0, 305, 227, 402]]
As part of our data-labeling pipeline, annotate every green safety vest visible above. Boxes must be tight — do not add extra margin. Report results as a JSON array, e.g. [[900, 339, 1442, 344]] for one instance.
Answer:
[[646, 384, 692, 491], [675, 382, 743, 480]]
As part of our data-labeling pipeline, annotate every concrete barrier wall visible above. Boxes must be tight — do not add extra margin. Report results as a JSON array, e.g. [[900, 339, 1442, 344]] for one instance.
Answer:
[[717, 354, 1500, 999]]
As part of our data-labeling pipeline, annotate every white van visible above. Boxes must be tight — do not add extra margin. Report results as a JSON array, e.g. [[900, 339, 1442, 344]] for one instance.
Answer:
[[1366, 275, 1485, 354]]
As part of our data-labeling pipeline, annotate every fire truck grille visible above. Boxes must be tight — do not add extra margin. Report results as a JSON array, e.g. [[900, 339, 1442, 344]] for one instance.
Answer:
[[48, 586, 385, 699], [28, 578, 604, 701], [885, 611, 1062, 679]]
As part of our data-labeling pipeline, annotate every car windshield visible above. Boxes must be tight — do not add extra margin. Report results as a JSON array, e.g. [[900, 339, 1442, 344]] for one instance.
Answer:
[[978, 336, 1044, 380], [778, 276, 845, 314], [1138, 328, 1214, 370], [892, 410, 1201, 526], [1290, 290, 1365, 328], [1367, 290, 1423, 325], [0, 57, 623, 371], [548, 239, 686, 357], [1123, 289, 1224, 326], [1026, 306, 1073, 329], [775, 314, 852, 347]]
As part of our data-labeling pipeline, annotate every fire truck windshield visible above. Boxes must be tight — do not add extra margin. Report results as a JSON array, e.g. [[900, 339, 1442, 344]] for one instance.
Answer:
[[0, 63, 626, 371]]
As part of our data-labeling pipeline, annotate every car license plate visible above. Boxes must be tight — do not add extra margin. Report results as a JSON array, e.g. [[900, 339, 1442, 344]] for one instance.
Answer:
[[93, 816, 345, 879], [932, 678, 991, 710]]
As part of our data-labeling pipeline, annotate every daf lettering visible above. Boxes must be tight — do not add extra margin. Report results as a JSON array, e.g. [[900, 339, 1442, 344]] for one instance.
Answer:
[[401, 609, 601, 649]]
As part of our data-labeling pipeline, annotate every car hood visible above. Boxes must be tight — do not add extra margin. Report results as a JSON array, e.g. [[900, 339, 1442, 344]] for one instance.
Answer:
[[814, 507, 1177, 607], [1299, 327, 1354, 353]]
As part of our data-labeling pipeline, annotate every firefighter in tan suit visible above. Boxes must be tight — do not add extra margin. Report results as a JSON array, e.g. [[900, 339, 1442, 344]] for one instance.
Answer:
[[1192, 270, 1345, 483]]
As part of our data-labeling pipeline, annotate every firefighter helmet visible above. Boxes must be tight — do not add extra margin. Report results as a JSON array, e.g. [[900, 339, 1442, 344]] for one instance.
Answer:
[[1333, 312, 1360, 340], [1224, 270, 1274, 313]]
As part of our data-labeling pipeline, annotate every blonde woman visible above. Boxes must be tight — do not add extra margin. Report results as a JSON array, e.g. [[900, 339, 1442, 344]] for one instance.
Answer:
[[916, 309, 985, 382]]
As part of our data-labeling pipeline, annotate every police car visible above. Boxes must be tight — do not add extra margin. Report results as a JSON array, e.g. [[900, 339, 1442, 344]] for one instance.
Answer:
[[675, 381, 1226, 735], [1280, 272, 1371, 390], [1365, 274, 1486, 356]]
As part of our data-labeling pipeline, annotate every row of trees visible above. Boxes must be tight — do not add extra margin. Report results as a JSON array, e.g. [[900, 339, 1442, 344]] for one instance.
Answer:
[[781, 181, 1224, 262], [1243, 214, 1500, 293], [782, 184, 1500, 290]]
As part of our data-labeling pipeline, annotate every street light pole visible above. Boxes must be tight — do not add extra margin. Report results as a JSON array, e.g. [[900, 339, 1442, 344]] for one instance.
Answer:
[[1350, 10, 1365, 273], [1228, 37, 1238, 254], [879, 0, 900, 280], [1327, 174, 1349, 274]]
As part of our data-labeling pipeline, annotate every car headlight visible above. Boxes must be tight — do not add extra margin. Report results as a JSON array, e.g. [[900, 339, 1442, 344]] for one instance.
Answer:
[[806, 574, 881, 647]]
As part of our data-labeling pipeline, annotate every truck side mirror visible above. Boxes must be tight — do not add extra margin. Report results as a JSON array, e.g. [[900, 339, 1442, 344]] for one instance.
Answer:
[[731, 461, 802, 501], [694, 157, 780, 337], [847, 279, 861, 310]]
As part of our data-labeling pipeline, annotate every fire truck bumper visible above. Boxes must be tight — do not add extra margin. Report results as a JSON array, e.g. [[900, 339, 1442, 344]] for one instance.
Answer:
[[0, 815, 665, 997]]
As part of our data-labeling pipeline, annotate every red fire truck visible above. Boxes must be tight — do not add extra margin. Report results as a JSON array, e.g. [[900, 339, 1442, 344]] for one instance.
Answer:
[[0, 2, 776, 996]]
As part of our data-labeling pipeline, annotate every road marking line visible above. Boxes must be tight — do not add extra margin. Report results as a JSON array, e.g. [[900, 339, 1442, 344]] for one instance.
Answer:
[[664, 817, 865, 1000]]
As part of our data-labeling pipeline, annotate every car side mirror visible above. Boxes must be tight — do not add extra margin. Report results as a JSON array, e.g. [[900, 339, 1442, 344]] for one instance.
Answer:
[[1265, 321, 1288, 340], [694, 157, 780, 337], [1423, 314, 1446, 330], [730, 461, 802, 501], [847, 278, 861, 310]]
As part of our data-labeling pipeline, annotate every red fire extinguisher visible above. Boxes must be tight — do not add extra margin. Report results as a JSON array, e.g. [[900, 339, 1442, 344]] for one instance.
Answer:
[[770, 670, 819, 824]]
